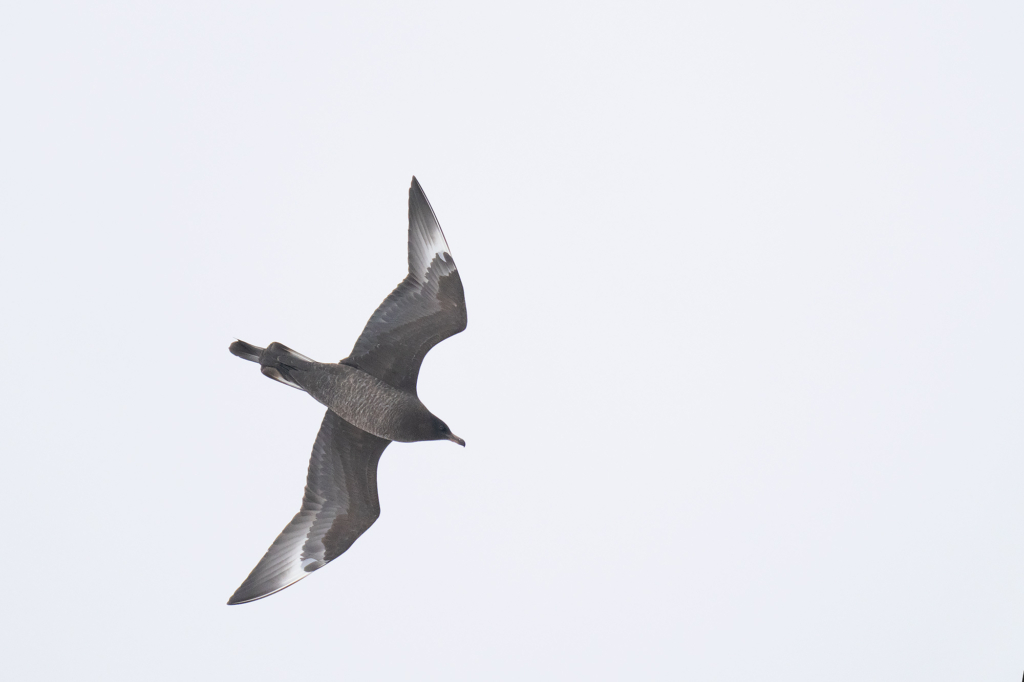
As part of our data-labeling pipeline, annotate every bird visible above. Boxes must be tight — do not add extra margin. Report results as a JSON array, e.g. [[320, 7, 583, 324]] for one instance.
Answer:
[[226, 177, 467, 605]]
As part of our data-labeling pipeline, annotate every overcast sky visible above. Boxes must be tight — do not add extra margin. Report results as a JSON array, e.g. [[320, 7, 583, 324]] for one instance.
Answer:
[[1, 2, 1022, 680]]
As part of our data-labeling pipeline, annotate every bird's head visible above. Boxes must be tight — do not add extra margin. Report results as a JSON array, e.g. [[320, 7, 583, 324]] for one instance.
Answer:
[[432, 417, 465, 447]]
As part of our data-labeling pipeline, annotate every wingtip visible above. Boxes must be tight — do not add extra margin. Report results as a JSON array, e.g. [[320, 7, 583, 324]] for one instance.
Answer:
[[225, 585, 276, 606], [225, 566, 317, 605], [226, 585, 256, 605]]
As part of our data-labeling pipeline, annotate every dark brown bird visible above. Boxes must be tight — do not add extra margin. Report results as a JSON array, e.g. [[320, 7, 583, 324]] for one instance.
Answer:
[[226, 177, 467, 605]]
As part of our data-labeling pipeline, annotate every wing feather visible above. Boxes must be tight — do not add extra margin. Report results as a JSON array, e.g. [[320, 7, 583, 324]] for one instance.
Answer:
[[227, 411, 390, 605], [344, 177, 467, 393]]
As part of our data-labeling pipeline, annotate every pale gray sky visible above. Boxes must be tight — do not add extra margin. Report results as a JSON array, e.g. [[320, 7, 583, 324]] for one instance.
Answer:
[[1, 2, 1022, 680]]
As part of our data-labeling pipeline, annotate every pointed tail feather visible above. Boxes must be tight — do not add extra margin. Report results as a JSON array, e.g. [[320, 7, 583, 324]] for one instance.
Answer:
[[229, 339, 264, 363], [229, 340, 314, 391]]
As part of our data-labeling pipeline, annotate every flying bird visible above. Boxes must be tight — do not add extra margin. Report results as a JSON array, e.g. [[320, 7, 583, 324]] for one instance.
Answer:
[[226, 177, 467, 605]]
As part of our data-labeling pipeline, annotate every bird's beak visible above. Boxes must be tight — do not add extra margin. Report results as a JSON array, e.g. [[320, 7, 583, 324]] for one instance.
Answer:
[[446, 433, 466, 447]]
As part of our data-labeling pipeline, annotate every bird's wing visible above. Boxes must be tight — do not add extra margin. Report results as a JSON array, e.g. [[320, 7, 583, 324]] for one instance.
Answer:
[[343, 177, 467, 394], [227, 410, 390, 605]]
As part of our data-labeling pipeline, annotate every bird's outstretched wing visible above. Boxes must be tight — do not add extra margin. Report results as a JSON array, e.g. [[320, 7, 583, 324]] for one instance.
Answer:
[[228, 411, 390, 605], [343, 177, 467, 394]]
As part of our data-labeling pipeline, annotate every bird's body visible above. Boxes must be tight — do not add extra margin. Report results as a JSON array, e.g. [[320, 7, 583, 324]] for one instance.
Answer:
[[231, 342, 445, 443], [226, 177, 467, 605], [307, 363, 438, 443]]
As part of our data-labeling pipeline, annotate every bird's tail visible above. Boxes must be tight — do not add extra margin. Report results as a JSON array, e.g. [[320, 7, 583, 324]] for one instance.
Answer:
[[229, 340, 315, 391], [229, 339, 264, 363]]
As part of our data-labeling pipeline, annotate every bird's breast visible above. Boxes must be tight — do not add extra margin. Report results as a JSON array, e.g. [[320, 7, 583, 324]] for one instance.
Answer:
[[306, 364, 423, 441]]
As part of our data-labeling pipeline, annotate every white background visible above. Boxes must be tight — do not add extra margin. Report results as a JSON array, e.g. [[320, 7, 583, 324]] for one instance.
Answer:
[[2, 2, 1022, 679]]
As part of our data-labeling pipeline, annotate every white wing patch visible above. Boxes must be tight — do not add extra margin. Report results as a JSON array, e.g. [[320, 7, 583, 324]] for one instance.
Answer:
[[408, 177, 453, 282]]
